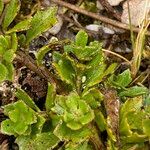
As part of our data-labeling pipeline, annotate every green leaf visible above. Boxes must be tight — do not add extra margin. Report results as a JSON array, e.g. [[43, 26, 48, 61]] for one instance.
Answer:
[[143, 119, 150, 137], [36, 45, 51, 66], [0, 46, 4, 55], [16, 133, 59, 150], [95, 111, 106, 132], [65, 141, 92, 150], [2, 0, 21, 30], [1, 119, 16, 135], [75, 30, 88, 47], [120, 97, 143, 117], [103, 63, 117, 76], [0, 35, 9, 49], [31, 115, 45, 135], [0, 0, 4, 16], [119, 86, 148, 97], [6, 19, 32, 34], [34, 133, 59, 150], [3, 61, 14, 81], [85, 64, 106, 87], [66, 121, 82, 130], [53, 54, 75, 86], [0, 63, 8, 82], [45, 83, 56, 111], [3, 49, 15, 62], [26, 7, 57, 44], [11, 33, 18, 51], [15, 136, 36, 150], [54, 122, 91, 142], [113, 69, 132, 88], [15, 88, 40, 112], [82, 88, 103, 109], [121, 133, 148, 143], [120, 117, 132, 136], [1, 101, 37, 135]]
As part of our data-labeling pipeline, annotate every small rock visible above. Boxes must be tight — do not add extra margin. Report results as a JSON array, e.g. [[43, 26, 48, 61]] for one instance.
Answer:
[[107, 0, 124, 6], [86, 24, 101, 32]]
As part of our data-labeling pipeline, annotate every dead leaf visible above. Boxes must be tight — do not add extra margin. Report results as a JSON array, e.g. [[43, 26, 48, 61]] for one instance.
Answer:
[[121, 0, 150, 26]]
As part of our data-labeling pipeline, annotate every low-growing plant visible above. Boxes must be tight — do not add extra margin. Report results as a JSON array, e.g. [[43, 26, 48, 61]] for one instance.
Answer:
[[0, 0, 150, 150]]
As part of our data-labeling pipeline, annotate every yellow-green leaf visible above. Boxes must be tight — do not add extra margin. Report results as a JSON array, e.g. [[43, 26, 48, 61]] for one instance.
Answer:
[[26, 7, 57, 44], [6, 19, 32, 34], [2, 0, 21, 30], [0, 63, 8, 82]]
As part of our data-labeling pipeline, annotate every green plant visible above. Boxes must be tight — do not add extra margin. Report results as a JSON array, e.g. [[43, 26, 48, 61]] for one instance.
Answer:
[[0, 1, 150, 149]]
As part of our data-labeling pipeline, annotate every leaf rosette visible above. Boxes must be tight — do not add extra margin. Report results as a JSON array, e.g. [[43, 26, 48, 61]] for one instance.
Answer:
[[52, 92, 94, 130], [1, 100, 37, 135]]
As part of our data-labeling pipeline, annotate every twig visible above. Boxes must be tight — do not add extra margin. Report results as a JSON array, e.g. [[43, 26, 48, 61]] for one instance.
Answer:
[[99, 0, 121, 20], [50, 0, 150, 36], [102, 49, 131, 64], [15, 51, 65, 94]]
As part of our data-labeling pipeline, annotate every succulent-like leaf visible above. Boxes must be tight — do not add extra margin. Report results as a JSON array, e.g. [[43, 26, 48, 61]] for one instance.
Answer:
[[119, 86, 148, 97], [16, 133, 59, 150], [53, 53, 75, 86], [3, 49, 15, 62], [2, 58, 15, 81], [11, 33, 18, 51], [26, 7, 57, 44], [1, 101, 37, 135], [82, 88, 103, 109], [121, 133, 148, 143], [31, 115, 45, 135], [120, 117, 132, 136], [54, 122, 92, 142], [0, 35, 9, 49], [2, 0, 21, 30], [95, 111, 106, 132], [15, 88, 40, 112], [75, 30, 88, 47], [6, 19, 32, 34], [143, 119, 150, 137], [0, 63, 8, 82], [65, 141, 92, 150], [36, 45, 51, 66], [112, 69, 132, 88], [1, 119, 16, 135], [45, 83, 56, 111], [85, 64, 106, 87]]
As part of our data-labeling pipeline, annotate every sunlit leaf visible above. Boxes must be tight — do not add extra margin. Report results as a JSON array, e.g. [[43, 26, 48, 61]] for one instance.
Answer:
[[15, 88, 40, 112], [75, 30, 88, 47], [3, 49, 15, 62], [6, 19, 31, 34], [143, 119, 150, 137], [45, 83, 56, 111], [119, 86, 148, 97], [26, 7, 57, 44], [1, 119, 16, 135], [36, 45, 51, 66], [53, 53, 75, 86], [0, 35, 9, 49], [0, 63, 8, 82], [54, 122, 91, 142], [113, 69, 132, 88], [2, 0, 21, 30]]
